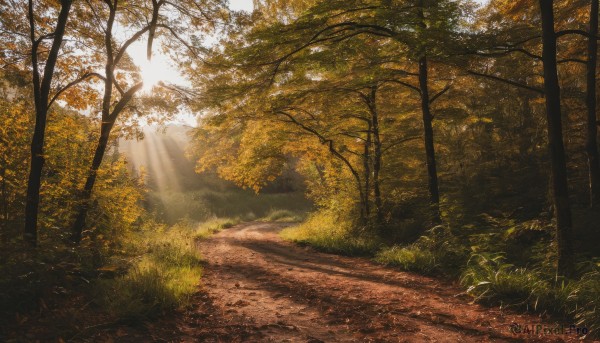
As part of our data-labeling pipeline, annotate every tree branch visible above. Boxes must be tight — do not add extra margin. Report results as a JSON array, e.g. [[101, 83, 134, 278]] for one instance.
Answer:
[[48, 72, 105, 109], [467, 70, 544, 94], [430, 84, 452, 104], [108, 82, 143, 121]]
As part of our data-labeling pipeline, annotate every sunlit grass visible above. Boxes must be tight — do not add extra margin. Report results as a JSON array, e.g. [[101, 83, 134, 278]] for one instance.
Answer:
[[95, 219, 203, 321], [280, 211, 380, 256], [262, 208, 306, 222], [194, 217, 241, 239]]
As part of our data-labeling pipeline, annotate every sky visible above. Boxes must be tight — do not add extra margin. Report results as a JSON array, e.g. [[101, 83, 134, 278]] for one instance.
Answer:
[[229, 0, 254, 12]]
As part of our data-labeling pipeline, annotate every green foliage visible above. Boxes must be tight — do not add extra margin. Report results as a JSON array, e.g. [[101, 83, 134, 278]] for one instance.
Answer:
[[460, 254, 550, 309], [280, 210, 381, 256], [375, 226, 468, 276], [460, 254, 600, 339], [574, 272, 600, 338], [375, 246, 437, 274]]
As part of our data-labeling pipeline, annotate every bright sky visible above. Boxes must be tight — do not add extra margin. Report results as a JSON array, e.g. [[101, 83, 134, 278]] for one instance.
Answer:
[[229, 0, 254, 12]]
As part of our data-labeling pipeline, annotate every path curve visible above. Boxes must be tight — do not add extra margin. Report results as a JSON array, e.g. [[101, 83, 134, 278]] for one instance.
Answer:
[[178, 222, 575, 342]]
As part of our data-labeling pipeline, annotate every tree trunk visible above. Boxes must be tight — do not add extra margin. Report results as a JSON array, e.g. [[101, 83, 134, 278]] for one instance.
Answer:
[[539, 0, 574, 276], [71, 121, 115, 242], [369, 87, 383, 224], [364, 120, 372, 219], [586, 0, 600, 208], [1, 168, 6, 222], [418, 56, 441, 224], [24, 0, 73, 246], [519, 95, 535, 159]]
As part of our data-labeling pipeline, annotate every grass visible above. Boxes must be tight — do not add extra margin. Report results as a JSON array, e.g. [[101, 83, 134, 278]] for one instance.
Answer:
[[459, 254, 600, 338], [95, 219, 204, 322], [262, 209, 306, 222], [375, 246, 438, 274], [193, 217, 241, 239], [375, 226, 468, 277], [280, 212, 599, 339], [280, 211, 380, 256]]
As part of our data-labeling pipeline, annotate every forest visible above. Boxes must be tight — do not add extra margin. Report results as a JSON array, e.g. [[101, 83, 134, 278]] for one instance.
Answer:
[[1, 0, 600, 341]]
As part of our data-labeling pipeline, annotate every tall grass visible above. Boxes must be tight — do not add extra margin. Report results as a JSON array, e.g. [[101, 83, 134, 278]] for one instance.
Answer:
[[459, 254, 600, 338], [262, 209, 306, 222], [193, 217, 241, 239], [280, 211, 380, 256], [95, 220, 203, 322], [375, 226, 468, 276]]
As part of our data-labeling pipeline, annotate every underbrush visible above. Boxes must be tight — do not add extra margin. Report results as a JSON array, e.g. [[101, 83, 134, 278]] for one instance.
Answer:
[[95, 219, 203, 322], [280, 210, 600, 338], [375, 226, 468, 276], [460, 254, 600, 338], [280, 211, 380, 256]]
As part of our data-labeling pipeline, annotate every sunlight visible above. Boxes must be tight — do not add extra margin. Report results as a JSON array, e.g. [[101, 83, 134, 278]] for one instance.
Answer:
[[128, 40, 184, 93], [229, 0, 253, 12], [139, 59, 162, 92]]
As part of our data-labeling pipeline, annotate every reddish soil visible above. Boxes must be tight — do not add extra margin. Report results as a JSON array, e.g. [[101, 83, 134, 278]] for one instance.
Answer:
[[173, 222, 584, 342]]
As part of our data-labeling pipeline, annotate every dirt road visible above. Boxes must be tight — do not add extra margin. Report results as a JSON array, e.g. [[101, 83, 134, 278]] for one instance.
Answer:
[[177, 222, 574, 342]]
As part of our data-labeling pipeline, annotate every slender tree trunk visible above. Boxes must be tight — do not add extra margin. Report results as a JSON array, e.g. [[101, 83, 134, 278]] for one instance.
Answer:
[[71, 121, 115, 242], [539, 0, 574, 276], [519, 95, 535, 159], [24, 0, 73, 246], [1, 168, 6, 221], [364, 120, 372, 219], [418, 56, 441, 224], [586, 0, 600, 208], [369, 87, 383, 224]]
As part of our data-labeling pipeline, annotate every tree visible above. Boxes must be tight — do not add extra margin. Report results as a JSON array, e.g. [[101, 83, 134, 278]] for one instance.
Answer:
[[70, 0, 227, 242], [23, 0, 74, 246], [585, 0, 600, 207], [538, 0, 574, 276]]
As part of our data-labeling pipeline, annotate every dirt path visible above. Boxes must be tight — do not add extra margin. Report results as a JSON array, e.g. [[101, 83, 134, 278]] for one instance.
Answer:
[[176, 222, 577, 342]]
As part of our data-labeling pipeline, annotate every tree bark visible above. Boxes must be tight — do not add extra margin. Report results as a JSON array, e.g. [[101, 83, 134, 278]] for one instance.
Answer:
[[418, 56, 441, 224], [586, 0, 600, 208], [369, 87, 383, 224], [24, 0, 73, 246], [364, 119, 372, 219], [539, 0, 574, 276], [416, 0, 441, 224], [71, 121, 115, 242]]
